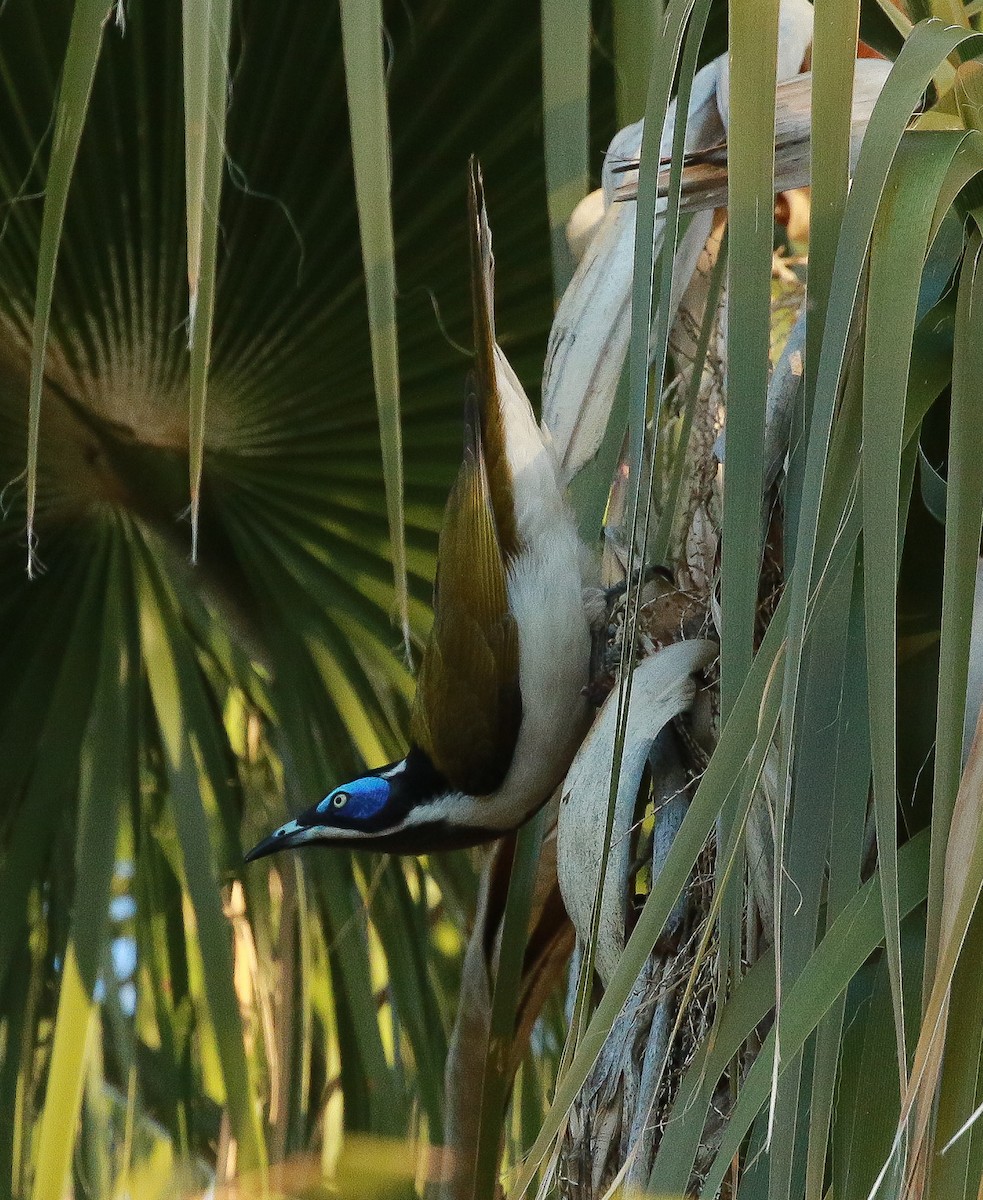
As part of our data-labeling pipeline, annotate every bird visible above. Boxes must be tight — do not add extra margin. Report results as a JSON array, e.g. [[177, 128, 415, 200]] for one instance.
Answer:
[[245, 161, 591, 860]]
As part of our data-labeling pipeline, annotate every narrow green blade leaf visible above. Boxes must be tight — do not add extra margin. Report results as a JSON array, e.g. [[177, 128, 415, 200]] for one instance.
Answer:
[[719, 0, 779, 1098], [831, 952, 908, 1200], [932, 904, 983, 1198], [701, 833, 931, 1196], [612, 0, 659, 124], [788, 0, 859, 558], [183, 0, 232, 559], [0, 533, 110, 995], [338, 0, 409, 649], [541, 0, 590, 294], [31, 533, 135, 1200], [804, 557, 871, 1200], [785, 12, 983, 762], [721, 0, 779, 715], [863, 138, 938, 1080], [926, 230, 983, 987], [370, 863, 447, 1136], [30, 950, 95, 1200], [771, 553, 858, 1200], [25, 0, 111, 572], [862, 130, 980, 1084], [138, 553, 268, 1178], [778, 15, 981, 1119]]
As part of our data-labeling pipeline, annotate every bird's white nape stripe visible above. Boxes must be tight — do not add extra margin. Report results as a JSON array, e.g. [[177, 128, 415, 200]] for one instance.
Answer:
[[401, 790, 472, 828], [382, 761, 408, 779]]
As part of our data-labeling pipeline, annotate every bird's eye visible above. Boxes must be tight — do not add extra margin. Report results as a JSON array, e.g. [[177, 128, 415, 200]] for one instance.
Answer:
[[332, 791, 349, 808]]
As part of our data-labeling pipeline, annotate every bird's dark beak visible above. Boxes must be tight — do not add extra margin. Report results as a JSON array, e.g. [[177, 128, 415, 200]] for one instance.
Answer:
[[244, 818, 307, 863]]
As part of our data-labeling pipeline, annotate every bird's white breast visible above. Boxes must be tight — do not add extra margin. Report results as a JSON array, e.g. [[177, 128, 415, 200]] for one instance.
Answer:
[[400, 349, 592, 840], [478, 348, 591, 828]]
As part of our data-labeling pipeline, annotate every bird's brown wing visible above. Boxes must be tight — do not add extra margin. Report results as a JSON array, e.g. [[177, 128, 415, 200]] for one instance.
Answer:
[[410, 397, 521, 796]]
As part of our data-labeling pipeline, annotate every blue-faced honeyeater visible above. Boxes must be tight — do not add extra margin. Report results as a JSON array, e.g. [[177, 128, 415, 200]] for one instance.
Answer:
[[245, 162, 591, 860]]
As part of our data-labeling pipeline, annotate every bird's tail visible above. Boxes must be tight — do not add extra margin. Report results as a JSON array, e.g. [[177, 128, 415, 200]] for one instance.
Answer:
[[466, 158, 518, 561], [467, 157, 497, 387]]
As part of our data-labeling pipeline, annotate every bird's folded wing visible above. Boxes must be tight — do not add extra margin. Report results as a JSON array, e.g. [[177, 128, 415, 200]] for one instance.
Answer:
[[410, 409, 522, 797]]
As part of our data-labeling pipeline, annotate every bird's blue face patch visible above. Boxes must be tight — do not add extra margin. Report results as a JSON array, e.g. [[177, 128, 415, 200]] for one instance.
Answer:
[[316, 775, 391, 822]]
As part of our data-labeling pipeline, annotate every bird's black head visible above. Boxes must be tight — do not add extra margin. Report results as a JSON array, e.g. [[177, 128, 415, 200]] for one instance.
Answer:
[[244, 747, 494, 858]]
